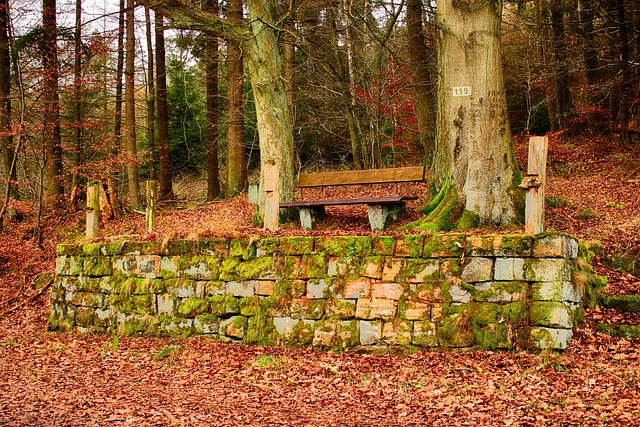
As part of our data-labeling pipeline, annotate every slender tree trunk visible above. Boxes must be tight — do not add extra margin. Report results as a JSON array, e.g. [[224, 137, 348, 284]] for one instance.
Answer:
[[107, 0, 126, 216], [70, 0, 83, 212], [549, 0, 571, 133], [155, 11, 174, 200], [0, 0, 15, 199], [205, 0, 220, 201], [406, 0, 436, 162], [578, 0, 600, 132], [42, 0, 63, 202], [125, 0, 141, 208], [226, 0, 246, 195], [616, 0, 630, 143], [431, 0, 520, 227], [145, 7, 156, 180]]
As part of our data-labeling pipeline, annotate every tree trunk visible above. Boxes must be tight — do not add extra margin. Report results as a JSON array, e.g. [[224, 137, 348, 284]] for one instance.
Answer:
[[205, 0, 220, 201], [578, 0, 600, 132], [616, 0, 630, 143], [0, 0, 15, 199], [107, 0, 126, 216], [125, 0, 141, 209], [427, 0, 520, 229], [245, 0, 295, 210], [144, 7, 156, 181], [406, 0, 436, 162], [226, 0, 246, 196], [155, 12, 174, 200], [70, 0, 83, 212], [42, 0, 63, 202], [549, 0, 571, 133]]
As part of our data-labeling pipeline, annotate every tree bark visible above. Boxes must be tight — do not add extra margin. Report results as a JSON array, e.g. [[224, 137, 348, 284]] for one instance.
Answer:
[[226, 0, 246, 196], [0, 0, 15, 199], [144, 7, 156, 181], [430, 0, 520, 228], [142, 0, 295, 212], [107, 0, 126, 216], [70, 0, 83, 212], [549, 0, 571, 133], [155, 12, 174, 200], [125, 0, 141, 209], [42, 0, 63, 202], [205, 0, 220, 201], [406, 0, 436, 162]]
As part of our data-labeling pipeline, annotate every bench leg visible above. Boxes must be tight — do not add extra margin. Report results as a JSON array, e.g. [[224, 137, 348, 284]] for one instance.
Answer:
[[368, 203, 406, 231], [299, 207, 326, 230]]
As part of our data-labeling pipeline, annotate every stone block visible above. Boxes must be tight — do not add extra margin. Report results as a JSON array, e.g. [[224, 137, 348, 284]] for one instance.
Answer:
[[113, 256, 138, 276], [461, 257, 494, 283], [343, 279, 371, 299], [337, 320, 359, 347], [306, 279, 329, 299], [402, 301, 431, 320], [290, 298, 325, 320], [494, 258, 525, 281], [299, 207, 325, 230], [194, 315, 219, 334], [359, 320, 382, 345], [181, 260, 215, 280], [279, 236, 315, 256], [412, 320, 438, 347], [255, 280, 275, 296], [406, 260, 440, 283], [221, 316, 246, 339], [227, 281, 255, 297], [372, 236, 396, 256], [382, 259, 404, 282], [157, 294, 175, 315], [440, 259, 462, 279], [326, 298, 356, 319], [532, 281, 563, 301], [83, 256, 113, 277], [273, 317, 299, 336], [368, 203, 405, 231], [136, 256, 161, 278], [562, 282, 583, 303], [533, 235, 578, 259], [56, 256, 82, 276], [360, 256, 384, 279], [474, 282, 527, 303], [524, 259, 572, 282], [371, 282, 404, 301], [529, 327, 574, 350], [382, 320, 412, 345], [75, 307, 95, 327], [448, 284, 472, 304], [423, 234, 465, 258], [395, 235, 425, 258], [466, 235, 533, 257], [530, 301, 573, 329], [313, 322, 337, 347], [167, 280, 196, 299], [355, 298, 396, 320]]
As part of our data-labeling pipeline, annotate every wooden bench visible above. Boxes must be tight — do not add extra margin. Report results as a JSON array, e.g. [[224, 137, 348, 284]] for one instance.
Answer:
[[280, 166, 426, 231]]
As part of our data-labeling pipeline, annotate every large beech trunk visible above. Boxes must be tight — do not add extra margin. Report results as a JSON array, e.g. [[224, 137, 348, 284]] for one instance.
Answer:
[[431, 0, 520, 226]]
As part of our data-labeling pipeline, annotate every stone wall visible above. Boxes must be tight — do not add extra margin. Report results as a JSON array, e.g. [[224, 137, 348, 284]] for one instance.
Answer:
[[50, 233, 591, 351]]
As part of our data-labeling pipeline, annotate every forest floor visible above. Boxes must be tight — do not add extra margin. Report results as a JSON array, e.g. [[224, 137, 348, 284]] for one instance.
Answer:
[[0, 136, 639, 426]]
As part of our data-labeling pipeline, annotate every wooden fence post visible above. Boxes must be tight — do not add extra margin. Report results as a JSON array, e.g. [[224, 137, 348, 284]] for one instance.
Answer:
[[86, 182, 100, 239], [519, 136, 549, 235], [263, 163, 279, 232], [146, 180, 157, 232]]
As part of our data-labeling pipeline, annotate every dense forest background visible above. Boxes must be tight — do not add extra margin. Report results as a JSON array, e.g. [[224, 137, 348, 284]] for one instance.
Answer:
[[0, 0, 638, 237]]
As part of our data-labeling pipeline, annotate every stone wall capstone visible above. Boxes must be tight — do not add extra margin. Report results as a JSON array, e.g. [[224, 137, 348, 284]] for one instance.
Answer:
[[49, 233, 592, 351]]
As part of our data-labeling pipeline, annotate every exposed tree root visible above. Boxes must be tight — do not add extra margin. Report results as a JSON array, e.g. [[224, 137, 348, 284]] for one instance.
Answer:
[[400, 178, 479, 231]]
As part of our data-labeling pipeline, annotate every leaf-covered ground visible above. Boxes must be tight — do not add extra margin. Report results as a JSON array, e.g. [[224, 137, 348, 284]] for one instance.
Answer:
[[1, 136, 639, 426]]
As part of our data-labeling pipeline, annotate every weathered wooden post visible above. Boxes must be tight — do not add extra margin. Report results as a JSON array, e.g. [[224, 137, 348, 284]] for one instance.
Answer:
[[263, 163, 279, 232], [85, 182, 100, 238], [146, 180, 157, 232], [519, 136, 549, 235]]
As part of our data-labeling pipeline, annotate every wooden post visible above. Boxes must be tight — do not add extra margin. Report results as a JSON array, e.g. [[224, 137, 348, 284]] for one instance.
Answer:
[[519, 136, 548, 235], [85, 182, 100, 238], [146, 180, 157, 232], [263, 163, 279, 232]]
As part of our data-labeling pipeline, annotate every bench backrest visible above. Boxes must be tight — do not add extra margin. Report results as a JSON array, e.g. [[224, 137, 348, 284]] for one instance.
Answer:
[[297, 166, 425, 188]]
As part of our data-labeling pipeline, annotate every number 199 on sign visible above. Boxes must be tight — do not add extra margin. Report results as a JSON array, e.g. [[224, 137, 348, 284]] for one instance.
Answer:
[[452, 86, 472, 97]]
